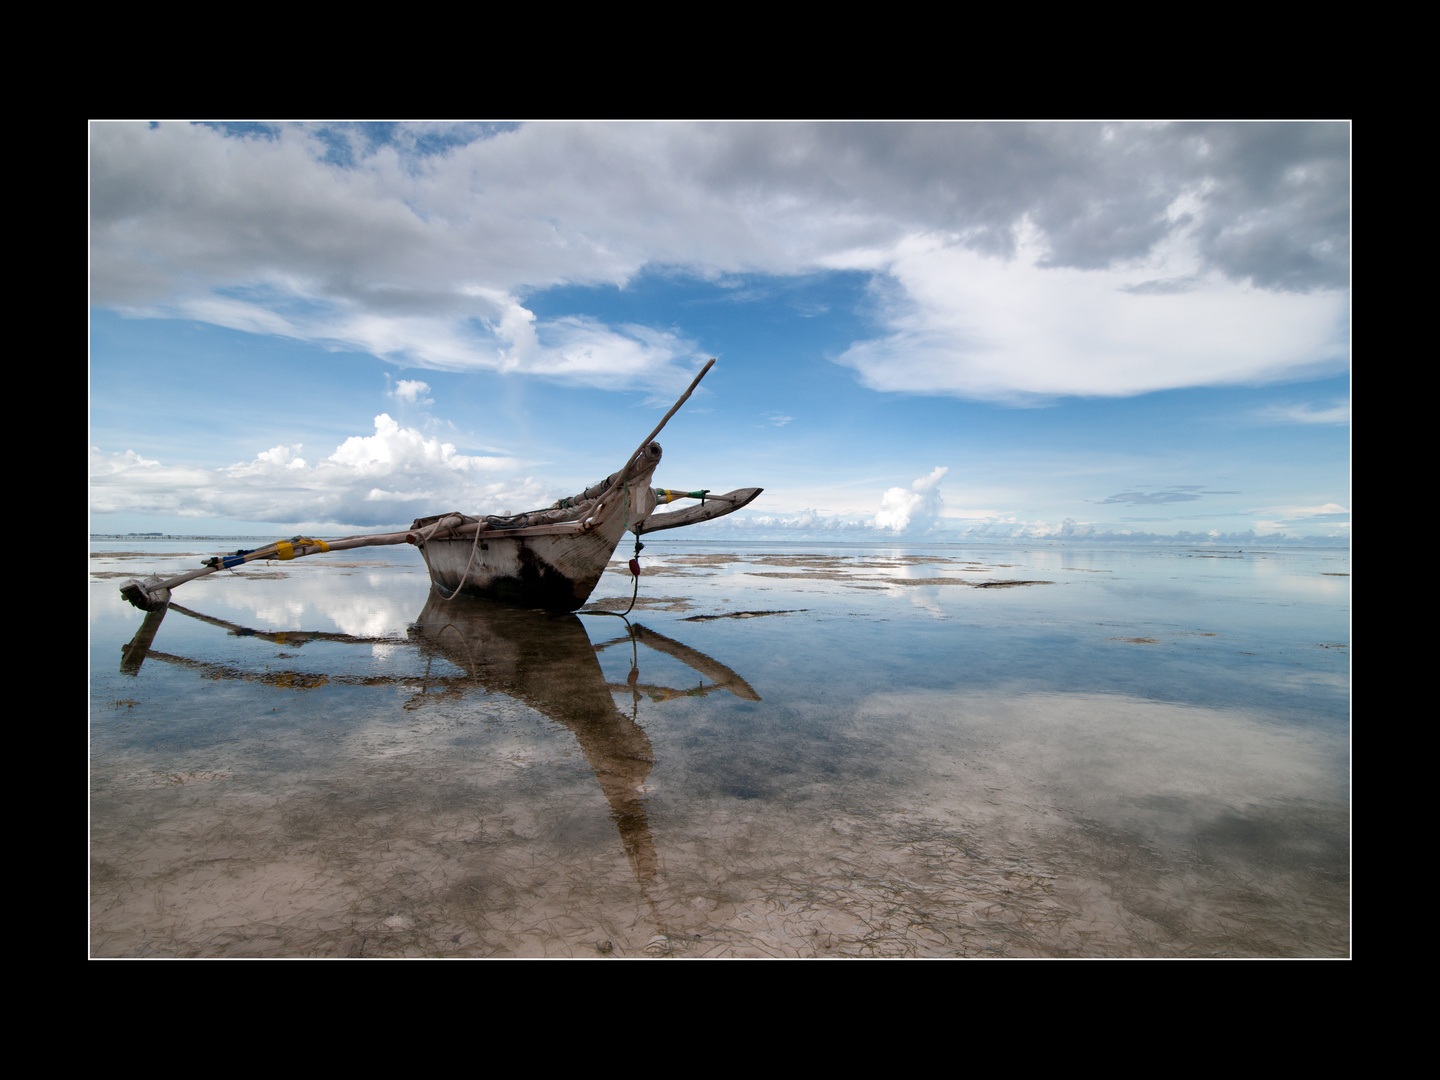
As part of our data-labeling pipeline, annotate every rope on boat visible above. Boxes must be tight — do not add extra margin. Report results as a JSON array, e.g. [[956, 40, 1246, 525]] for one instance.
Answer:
[[274, 538, 328, 560], [422, 520, 486, 603], [655, 489, 710, 505], [203, 536, 332, 570]]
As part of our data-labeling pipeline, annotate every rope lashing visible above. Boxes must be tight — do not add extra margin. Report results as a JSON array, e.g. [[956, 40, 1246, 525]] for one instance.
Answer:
[[203, 536, 331, 569], [205, 550, 254, 570], [654, 488, 711, 506], [275, 538, 329, 560]]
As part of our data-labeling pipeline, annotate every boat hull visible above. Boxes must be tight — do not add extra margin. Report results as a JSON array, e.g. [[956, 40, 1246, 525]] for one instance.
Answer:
[[420, 455, 660, 611], [422, 527, 628, 610]]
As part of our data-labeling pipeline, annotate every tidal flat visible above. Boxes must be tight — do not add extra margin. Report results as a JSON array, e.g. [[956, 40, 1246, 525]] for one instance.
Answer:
[[90, 539, 1350, 957]]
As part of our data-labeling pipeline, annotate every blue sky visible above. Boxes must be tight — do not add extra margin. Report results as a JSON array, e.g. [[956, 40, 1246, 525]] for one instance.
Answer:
[[89, 122, 1350, 543]]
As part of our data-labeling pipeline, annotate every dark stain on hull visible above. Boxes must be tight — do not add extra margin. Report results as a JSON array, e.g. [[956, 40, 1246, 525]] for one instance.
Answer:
[[445, 541, 597, 612]]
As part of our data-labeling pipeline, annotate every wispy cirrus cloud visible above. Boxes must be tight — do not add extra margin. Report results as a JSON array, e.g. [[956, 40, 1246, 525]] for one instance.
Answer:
[[1262, 502, 1351, 522], [1255, 400, 1351, 425], [1096, 486, 1242, 506], [389, 379, 434, 406]]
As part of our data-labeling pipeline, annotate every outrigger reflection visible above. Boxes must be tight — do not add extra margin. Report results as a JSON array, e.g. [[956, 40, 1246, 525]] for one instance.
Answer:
[[121, 360, 761, 613]]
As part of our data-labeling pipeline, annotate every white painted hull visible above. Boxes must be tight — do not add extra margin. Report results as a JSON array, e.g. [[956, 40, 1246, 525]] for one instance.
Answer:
[[423, 523, 629, 610]]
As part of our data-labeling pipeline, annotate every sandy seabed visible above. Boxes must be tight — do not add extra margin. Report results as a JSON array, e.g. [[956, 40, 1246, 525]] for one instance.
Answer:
[[91, 691, 1347, 958]]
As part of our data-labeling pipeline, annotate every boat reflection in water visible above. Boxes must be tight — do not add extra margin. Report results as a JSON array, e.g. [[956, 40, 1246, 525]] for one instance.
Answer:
[[408, 594, 757, 887], [121, 593, 759, 896]]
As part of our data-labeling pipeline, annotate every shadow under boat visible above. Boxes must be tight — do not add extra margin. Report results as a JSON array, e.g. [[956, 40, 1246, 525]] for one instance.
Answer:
[[119, 593, 761, 892]]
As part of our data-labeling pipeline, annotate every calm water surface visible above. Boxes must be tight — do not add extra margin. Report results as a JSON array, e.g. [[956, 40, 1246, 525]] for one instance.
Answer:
[[90, 539, 1350, 957]]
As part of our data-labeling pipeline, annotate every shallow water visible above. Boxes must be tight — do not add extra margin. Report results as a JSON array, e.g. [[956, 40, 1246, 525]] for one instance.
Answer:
[[90, 539, 1350, 957]]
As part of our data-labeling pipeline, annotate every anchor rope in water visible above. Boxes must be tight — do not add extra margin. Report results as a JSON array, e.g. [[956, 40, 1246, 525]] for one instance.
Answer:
[[590, 534, 645, 620]]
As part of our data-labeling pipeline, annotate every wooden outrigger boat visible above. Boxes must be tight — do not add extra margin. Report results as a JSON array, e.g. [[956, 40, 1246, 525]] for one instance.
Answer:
[[120, 359, 762, 613]]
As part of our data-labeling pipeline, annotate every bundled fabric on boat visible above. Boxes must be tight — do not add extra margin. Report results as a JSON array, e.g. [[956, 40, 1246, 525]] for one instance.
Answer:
[[481, 471, 623, 531]]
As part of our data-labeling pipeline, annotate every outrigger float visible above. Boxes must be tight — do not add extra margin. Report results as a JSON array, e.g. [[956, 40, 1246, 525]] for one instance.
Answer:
[[120, 359, 761, 614]]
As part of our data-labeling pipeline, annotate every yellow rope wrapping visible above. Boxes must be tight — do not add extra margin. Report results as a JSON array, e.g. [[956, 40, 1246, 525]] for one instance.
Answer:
[[271, 538, 328, 562]]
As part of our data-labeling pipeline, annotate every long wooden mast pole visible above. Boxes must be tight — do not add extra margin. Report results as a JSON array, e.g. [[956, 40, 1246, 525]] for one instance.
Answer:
[[596, 358, 716, 512], [631, 358, 715, 461]]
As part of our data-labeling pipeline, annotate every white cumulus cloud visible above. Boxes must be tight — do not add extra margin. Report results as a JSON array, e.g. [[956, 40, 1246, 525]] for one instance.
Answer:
[[90, 416, 545, 530], [874, 466, 948, 532]]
